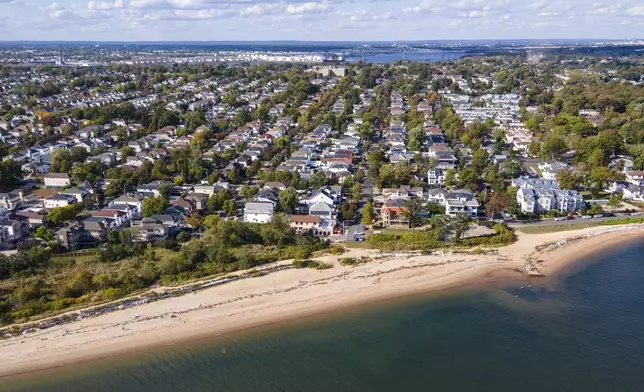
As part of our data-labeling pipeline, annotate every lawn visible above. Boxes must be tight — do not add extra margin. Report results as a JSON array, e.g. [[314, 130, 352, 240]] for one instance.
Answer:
[[517, 222, 601, 234], [517, 217, 644, 234], [343, 241, 374, 249]]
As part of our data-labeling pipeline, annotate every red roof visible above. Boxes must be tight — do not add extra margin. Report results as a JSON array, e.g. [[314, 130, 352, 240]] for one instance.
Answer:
[[290, 215, 321, 224]]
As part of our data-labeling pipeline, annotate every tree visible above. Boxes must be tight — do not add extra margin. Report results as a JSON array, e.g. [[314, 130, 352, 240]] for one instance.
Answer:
[[402, 198, 424, 229], [457, 168, 479, 191], [47, 204, 84, 225], [556, 169, 578, 190], [227, 166, 240, 184], [51, 149, 72, 173], [362, 201, 375, 225], [607, 194, 623, 210], [278, 187, 299, 213], [426, 201, 445, 216], [310, 171, 328, 188], [240, 185, 259, 200], [0, 159, 22, 189], [445, 168, 456, 188], [589, 166, 614, 198], [451, 214, 471, 241], [184, 212, 204, 229], [143, 196, 168, 217], [471, 148, 490, 176], [485, 192, 509, 218], [502, 158, 523, 178], [340, 202, 358, 221], [223, 199, 237, 217], [367, 150, 385, 166], [34, 226, 54, 241]]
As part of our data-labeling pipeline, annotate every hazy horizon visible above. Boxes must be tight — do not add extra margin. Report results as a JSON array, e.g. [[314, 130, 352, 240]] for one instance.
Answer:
[[1, 0, 644, 42]]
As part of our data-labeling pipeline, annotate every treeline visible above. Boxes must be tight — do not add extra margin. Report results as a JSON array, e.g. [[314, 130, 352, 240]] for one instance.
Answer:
[[0, 215, 327, 325]]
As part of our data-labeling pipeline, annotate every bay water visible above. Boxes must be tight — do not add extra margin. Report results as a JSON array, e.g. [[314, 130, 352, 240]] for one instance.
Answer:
[[2, 238, 644, 391]]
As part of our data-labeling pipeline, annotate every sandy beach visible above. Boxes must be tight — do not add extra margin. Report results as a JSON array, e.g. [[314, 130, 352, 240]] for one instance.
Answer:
[[1, 225, 643, 377]]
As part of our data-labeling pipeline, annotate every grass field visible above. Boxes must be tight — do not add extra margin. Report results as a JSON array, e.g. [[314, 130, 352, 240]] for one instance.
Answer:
[[517, 217, 644, 234], [517, 223, 601, 234], [343, 242, 373, 249]]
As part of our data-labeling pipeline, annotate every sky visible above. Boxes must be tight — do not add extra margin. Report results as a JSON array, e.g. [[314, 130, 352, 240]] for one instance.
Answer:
[[1, 0, 643, 42]]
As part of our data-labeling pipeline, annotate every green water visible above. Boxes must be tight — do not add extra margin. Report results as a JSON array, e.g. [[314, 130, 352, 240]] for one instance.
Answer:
[[3, 239, 644, 391]]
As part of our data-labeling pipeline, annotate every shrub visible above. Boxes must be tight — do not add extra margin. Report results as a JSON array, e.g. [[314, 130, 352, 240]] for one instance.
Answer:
[[292, 259, 331, 270]]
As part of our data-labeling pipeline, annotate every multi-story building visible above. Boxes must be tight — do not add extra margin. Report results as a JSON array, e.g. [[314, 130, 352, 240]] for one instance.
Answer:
[[513, 177, 583, 214]]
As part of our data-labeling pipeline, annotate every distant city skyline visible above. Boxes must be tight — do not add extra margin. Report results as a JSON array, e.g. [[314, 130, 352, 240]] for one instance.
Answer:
[[1, 0, 643, 42]]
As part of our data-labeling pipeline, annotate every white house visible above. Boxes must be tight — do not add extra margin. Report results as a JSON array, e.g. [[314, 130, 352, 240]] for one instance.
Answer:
[[444, 190, 480, 217], [244, 201, 275, 223], [44, 194, 77, 208], [623, 185, 644, 201], [625, 171, 644, 187], [44, 173, 71, 188]]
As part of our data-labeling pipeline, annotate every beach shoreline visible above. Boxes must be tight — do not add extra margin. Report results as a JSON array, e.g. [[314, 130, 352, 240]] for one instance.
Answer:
[[1, 225, 643, 378]]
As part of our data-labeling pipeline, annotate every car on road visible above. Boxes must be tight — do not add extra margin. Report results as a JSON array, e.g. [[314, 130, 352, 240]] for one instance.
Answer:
[[582, 215, 592, 219], [593, 214, 603, 218]]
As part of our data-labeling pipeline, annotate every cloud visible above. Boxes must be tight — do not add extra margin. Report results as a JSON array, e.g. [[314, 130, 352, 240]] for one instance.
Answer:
[[286, 2, 330, 14], [240, 3, 282, 16], [140, 7, 235, 20], [47, 2, 65, 11], [88, 0, 124, 10], [627, 6, 644, 16]]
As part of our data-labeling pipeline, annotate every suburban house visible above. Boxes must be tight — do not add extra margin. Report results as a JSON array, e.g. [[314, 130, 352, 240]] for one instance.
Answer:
[[623, 184, 644, 201], [380, 198, 409, 227], [44, 173, 71, 188], [538, 161, 568, 180], [44, 193, 77, 208], [289, 215, 333, 236], [445, 191, 480, 217], [308, 201, 335, 220], [0, 192, 22, 211], [244, 201, 275, 223], [132, 223, 169, 242], [626, 171, 644, 186]]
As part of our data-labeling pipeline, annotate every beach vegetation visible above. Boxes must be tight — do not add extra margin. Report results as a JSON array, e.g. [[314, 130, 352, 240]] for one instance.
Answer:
[[292, 259, 331, 270], [0, 215, 327, 326]]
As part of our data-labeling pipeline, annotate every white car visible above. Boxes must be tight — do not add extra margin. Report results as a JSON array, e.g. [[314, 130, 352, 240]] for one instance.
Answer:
[[582, 215, 592, 219]]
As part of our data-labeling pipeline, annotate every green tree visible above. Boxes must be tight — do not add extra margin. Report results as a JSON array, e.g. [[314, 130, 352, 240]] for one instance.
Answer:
[[0, 159, 22, 189], [362, 201, 375, 225], [402, 198, 424, 229], [51, 149, 72, 173], [310, 171, 328, 188], [426, 201, 445, 216], [457, 168, 479, 191], [223, 199, 237, 217], [607, 194, 623, 210], [227, 166, 240, 184], [444, 168, 456, 188], [34, 226, 54, 241], [471, 148, 490, 176], [184, 212, 204, 228], [451, 214, 471, 241], [502, 158, 523, 178], [143, 196, 168, 217], [556, 169, 578, 190], [278, 187, 299, 213]]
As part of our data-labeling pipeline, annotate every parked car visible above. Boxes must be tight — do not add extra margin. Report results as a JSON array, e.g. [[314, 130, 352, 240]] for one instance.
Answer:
[[582, 215, 592, 219]]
